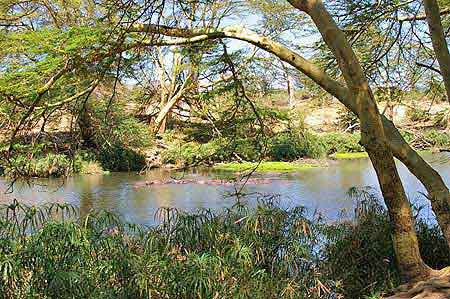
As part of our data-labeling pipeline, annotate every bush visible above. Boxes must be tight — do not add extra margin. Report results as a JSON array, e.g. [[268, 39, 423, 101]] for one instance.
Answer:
[[406, 107, 431, 123], [98, 145, 146, 172], [322, 188, 399, 298], [161, 138, 232, 166], [424, 129, 450, 148], [267, 130, 326, 161], [320, 132, 364, 154], [434, 109, 450, 129], [400, 130, 415, 144], [337, 107, 359, 132], [5, 153, 72, 178]]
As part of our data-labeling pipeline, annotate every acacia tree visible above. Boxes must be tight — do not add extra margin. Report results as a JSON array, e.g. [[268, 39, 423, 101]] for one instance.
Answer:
[[314, 0, 450, 249], [129, 0, 450, 281]]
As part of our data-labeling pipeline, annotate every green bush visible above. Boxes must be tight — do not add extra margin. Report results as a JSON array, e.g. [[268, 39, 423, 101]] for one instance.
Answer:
[[337, 107, 359, 132], [268, 130, 326, 161], [233, 138, 261, 161], [424, 129, 450, 147], [434, 109, 450, 129], [320, 132, 364, 154], [406, 107, 431, 122], [5, 153, 72, 178], [400, 130, 415, 144], [161, 138, 231, 166], [99, 145, 146, 172]]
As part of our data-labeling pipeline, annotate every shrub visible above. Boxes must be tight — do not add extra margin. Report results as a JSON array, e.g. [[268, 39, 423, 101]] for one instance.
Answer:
[[322, 187, 399, 298], [424, 129, 450, 148], [406, 107, 431, 123], [98, 145, 146, 172], [161, 137, 233, 167], [320, 132, 364, 154], [400, 130, 415, 144], [434, 109, 450, 129], [5, 153, 72, 178], [268, 130, 326, 161], [337, 107, 359, 132]]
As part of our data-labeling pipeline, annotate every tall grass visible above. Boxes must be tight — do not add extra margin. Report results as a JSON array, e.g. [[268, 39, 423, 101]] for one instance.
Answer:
[[0, 191, 448, 299]]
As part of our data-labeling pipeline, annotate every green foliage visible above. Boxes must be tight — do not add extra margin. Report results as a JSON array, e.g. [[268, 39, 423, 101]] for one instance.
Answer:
[[4, 152, 72, 178], [73, 151, 104, 174], [400, 130, 415, 144], [406, 107, 432, 123], [434, 109, 450, 129], [214, 161, 317, 172], [424, 129, 450, 148], [320, 132, 364, 154], [337, 107, 359, 132], [98, 145, 146, 172], [161, 137, 230, 166], [268, 131, 325, 160], [323, 187, 399, 298], [0, 192, 447, 298], [89, 100, 152, 150]]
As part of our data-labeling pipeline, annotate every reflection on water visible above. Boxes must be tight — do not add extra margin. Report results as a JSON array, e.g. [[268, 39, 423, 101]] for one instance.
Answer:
[[1, 152, 449, 226]]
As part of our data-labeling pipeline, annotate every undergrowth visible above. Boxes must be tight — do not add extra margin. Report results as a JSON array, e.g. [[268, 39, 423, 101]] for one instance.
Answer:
[[0, 189, 448, 298]]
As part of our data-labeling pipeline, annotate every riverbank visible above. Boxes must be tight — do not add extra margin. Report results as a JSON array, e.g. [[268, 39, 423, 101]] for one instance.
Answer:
[[1, 134, 448, 178]]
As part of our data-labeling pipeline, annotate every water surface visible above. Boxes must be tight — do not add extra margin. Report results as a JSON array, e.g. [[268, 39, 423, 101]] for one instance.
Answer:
[[1, 152, 449, 226]]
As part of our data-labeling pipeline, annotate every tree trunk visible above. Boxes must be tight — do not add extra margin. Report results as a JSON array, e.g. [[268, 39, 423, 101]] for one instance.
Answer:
[[154, 74, 191, 133], [78, 101, 96, 148], [382, 119, 450, 248], [289, 0, 431, 281], [424, 0, 450, 101], [287, 74, 295, 107]]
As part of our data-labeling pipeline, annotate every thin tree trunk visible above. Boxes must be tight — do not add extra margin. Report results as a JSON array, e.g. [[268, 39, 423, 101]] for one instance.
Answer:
[[156, 47, 168, 134], [287, 74, 295, 107], [424, 0, 450, 101], [289, 0, 431, 281]]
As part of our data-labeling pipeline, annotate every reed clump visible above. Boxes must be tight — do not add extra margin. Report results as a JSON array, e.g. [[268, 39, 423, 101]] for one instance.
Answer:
[[0, 190, 448, 298]]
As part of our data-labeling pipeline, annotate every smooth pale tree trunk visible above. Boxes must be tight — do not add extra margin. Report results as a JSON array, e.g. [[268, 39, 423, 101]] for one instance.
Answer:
[[287, 74, 295, 107], [154, 81, 190, 133], [424, 0, 450, 101], [288, 0, 431, 281], [156, 47, 168, 134]]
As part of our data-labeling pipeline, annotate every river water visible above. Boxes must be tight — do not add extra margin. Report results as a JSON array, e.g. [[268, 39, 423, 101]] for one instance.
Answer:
[[1, 152, 449, 226]]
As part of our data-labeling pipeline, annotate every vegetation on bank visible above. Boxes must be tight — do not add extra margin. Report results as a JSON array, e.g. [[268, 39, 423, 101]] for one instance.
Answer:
[[1, 125, 448, 177], [213, 161, 319, 172], [330, 152, 369, 159], [0, 190, 448, 299]]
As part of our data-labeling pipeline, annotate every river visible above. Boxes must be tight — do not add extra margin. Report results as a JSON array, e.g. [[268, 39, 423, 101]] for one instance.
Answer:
[[1, 152, 449, 226]]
